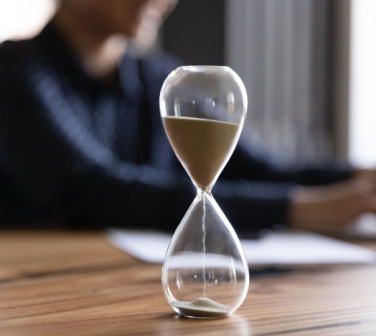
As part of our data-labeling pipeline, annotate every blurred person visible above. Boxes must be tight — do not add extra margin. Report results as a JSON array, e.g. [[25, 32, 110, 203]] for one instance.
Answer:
[[0, 0, 376, 235]]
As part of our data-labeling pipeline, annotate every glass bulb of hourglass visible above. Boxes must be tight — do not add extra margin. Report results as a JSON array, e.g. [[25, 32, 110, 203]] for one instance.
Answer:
[[160, 66, 249, 318]]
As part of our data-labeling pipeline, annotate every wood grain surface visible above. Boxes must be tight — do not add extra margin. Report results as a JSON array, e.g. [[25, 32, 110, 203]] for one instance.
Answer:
[[0, 231, 375, 336]]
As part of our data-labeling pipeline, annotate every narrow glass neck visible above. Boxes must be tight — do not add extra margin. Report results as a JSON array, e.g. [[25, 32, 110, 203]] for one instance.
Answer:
[[196, 188, 213, 199]]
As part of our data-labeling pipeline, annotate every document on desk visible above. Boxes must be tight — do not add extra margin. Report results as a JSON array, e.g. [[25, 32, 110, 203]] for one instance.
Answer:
[[107, 229, 376, 265]]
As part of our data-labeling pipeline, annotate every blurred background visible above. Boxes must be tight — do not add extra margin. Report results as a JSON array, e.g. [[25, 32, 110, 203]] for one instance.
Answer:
[[1, 0, 375, 167]]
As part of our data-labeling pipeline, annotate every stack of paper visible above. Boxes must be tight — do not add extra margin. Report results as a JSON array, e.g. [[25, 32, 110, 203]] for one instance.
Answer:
[[107, 229, 376, 266]]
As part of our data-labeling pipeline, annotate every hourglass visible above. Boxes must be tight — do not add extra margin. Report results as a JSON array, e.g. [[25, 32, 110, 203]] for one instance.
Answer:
[[160, 66, 249, 318]]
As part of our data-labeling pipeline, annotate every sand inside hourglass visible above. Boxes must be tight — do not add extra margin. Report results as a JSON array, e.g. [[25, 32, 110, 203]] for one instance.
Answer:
[[172, 297, 232, 318], [163, 116, 239, 190]]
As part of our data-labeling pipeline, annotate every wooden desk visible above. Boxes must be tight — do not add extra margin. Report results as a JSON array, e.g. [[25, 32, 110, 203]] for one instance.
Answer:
[[1, 231, 376, 336]]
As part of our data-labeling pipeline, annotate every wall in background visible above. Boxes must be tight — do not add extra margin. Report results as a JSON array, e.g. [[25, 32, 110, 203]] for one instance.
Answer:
[[331, 0, 351, 158], [162, 0, 336, 162], [162, 0, 225, 66], [226, 0, 334, 162]]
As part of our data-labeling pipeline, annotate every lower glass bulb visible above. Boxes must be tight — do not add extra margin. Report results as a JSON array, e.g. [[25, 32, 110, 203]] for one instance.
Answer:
[[161, 191, 249, 318]]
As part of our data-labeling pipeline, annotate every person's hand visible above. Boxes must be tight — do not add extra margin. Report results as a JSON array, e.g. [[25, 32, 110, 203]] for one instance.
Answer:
[[288, 174, 376, 234]]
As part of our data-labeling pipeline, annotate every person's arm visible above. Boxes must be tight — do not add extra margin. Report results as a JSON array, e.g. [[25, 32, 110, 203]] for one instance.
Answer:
[[223, 130, 354, 185], [289, 170, 376, 234], [0, 46, 194, 229], [221, 129, 376, 234], [220, 151, 376, 234], [214, 179, 294, 236]]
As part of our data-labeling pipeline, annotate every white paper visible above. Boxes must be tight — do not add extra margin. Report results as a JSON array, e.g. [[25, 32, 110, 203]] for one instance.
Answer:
[[107, 229, 376, 265], [348, 213, 376, 238], [108, 229, 172, 263], [241, 231, 376, 265]]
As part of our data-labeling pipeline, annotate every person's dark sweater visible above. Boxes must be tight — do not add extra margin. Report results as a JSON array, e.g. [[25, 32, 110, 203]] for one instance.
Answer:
[[0, 22, 352, 233]]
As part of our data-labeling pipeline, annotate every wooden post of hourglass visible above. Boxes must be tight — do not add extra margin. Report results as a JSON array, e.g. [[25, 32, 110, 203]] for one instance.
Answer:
[[160, 66, 249, 319]]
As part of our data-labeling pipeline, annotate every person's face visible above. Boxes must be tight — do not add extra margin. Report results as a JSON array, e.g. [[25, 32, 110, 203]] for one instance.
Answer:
[[62, 0, 178, 38]]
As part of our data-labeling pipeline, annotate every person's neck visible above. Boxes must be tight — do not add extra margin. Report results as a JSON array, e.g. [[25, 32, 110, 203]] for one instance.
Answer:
[[52, 10, 128, 81]]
